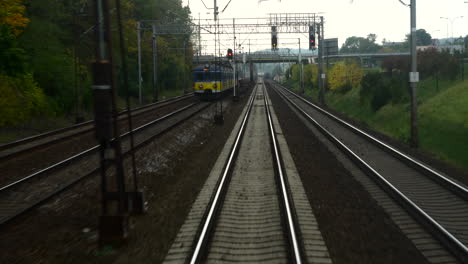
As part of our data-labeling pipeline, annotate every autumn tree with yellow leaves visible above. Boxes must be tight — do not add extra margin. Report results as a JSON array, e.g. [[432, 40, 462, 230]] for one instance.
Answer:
[[327, 60, 363, 92], [0, 0, 29, 35]]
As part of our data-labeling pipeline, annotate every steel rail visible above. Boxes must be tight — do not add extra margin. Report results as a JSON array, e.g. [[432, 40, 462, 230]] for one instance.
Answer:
[[0, 103, 199, 193], [189, 86, 257, 264], [263, 83, 303, 263], [0, 93, 194, 154], [275, 82, 468, 200], [271, 83, 468, 262], [0, 102, 210, 226]]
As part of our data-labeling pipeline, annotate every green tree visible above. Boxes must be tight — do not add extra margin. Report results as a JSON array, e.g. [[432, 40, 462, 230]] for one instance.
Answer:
[[0, 25, 27, 75], [405, 29, 432, 46], [340, 34, 381, 54], [0, 73, 50, 125]]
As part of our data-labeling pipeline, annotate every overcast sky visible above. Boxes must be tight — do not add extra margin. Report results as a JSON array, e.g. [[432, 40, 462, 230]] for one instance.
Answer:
[[183, 0, 467, 52]]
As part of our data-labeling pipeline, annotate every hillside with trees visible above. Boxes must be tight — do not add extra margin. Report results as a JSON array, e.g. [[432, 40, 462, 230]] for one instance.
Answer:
[[0, 0, 193, 138]]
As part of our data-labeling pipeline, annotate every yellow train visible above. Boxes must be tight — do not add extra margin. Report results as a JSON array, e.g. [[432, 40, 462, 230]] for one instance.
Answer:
[[193, 65, 235, 98]]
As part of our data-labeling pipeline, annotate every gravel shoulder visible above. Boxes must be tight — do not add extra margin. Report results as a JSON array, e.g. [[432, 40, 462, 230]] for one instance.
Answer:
[[268, 85, 430, 264]]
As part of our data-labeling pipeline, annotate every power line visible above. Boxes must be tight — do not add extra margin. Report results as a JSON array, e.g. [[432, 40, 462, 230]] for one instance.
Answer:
[[398, 0, 410, 7], [222, 0, 234, 13], [199, 0, 210, 9]]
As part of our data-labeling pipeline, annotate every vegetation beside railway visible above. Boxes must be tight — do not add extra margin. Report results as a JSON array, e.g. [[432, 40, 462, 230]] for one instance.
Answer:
[[281, 53, 468, 170], [0, 0, 193, 141]]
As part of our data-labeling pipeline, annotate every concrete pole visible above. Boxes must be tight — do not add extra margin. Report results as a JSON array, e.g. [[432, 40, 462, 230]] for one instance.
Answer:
[[410, 0, 419, 148], [184, 40, 187, 94], [152, 23, 158, 102], [321, 16, 325, 91], [298, 38, 303, 93], [233, 18, 237, 98], [214, 0, 217, 21], [318, 17, 325, 104], [137, 21, 142, 104], [198, 13, 201, 63]]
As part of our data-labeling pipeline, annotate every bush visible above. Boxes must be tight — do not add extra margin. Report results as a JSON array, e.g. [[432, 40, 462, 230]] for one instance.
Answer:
[[360, 72, 408, 112], [0, 73, 51, 126], [328, 60, 362, 93], [385, 49, 461, 81]]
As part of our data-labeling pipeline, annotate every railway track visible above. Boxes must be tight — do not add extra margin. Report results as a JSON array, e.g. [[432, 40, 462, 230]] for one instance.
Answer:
[[268, 80, 468, 263], [0, 93, 194, 162], [164, 81, 331, 263], [0, 93, 196, 188], [0, 100, 209, 226]]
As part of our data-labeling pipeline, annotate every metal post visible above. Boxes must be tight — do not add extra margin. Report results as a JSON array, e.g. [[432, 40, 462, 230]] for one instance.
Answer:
[[184, 40, 187, 94], [321, 17, 325, 92], [298, 38, 303, 93], [233, 18, 238, 101], [214, 0, 217, 21], [152, 23, 158, 102], [409, 0, 419, 148], [137, 21, 142, 104], [213, 0, 223, 124], [93, 0, 128, 246], [73, 22, 79, 123], [198, 13, 201, 63], [318, 17, 325, 104]]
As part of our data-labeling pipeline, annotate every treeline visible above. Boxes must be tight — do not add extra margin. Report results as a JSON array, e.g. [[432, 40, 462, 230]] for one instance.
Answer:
[[282, 48, 464, 112], [284, 59, 362, 93], [340, 30, 468, 54], [0, 0, 193, 126], [0, 0, 50, 125]]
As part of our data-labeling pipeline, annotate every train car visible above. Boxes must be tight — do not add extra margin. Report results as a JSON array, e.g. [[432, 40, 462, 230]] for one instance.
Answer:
[[193, 65, 235, 98]]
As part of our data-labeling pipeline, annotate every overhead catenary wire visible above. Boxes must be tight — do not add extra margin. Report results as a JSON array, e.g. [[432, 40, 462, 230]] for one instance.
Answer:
[[398, 0, 410, 7]]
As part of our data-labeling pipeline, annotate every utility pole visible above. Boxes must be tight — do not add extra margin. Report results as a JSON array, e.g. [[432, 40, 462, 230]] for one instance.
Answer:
[[184, 40, 187, 94], [233, 18, 238, 101], [152, 23, 158, 102], [213, 0, 223, 124], [198, 13, 201, 63], [409, 0, 419, 148], [137, 21, 142, 104], [73, 12, 79, 123], [318, 17, 325, 104], [299, 38, 304, 93], [92, 0, 129, 245]]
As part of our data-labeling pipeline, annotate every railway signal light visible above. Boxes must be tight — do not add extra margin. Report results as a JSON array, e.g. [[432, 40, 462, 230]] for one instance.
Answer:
[[309, 26, 315, 50], [227, 48, 233, 60], [271, 26, 278, 50], [272, 35, 278, 49]]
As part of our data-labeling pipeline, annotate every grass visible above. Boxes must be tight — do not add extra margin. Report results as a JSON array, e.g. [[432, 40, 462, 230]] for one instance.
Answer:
[[282, 76, 468, 170]]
